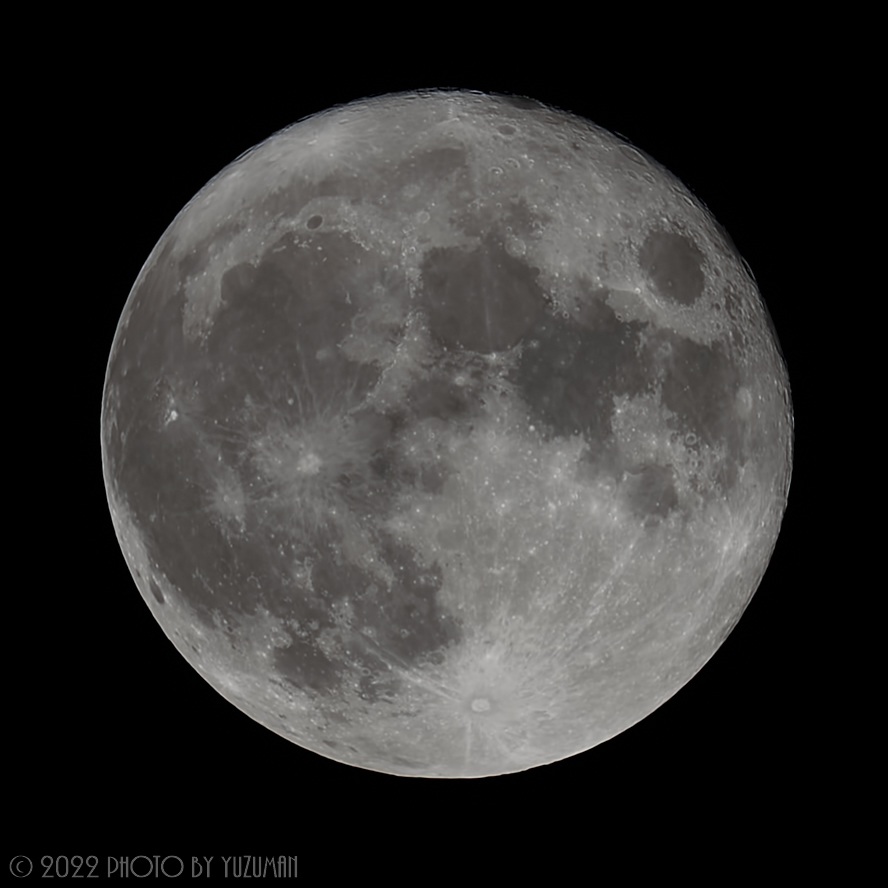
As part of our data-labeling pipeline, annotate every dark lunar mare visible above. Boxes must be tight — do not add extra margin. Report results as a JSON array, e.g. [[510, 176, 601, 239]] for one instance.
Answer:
[[420, 234, 546, 353], [511, 285, 745, 509], [638, 230, 706, 307], [511, 298, 651, 445], [104, 227, 465, 702]]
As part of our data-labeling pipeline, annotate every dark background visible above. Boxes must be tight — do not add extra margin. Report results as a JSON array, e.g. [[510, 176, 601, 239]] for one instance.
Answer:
[[12, 26, 825, 875]]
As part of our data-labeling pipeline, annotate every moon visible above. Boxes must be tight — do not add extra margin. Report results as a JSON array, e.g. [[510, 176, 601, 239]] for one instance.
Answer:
[[101, 90, 792, 777]]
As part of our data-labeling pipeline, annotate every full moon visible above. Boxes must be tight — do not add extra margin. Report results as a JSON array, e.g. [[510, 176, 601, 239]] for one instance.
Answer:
[[101, 90, 792, 777]]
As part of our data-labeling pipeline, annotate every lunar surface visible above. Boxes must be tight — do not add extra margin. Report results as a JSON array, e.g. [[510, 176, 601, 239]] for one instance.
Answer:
[[101, 90, 792, 777]]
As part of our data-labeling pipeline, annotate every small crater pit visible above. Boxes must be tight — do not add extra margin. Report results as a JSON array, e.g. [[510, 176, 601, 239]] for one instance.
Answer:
[[471, 697, 491, 713], [149, 578, 165, 604]]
